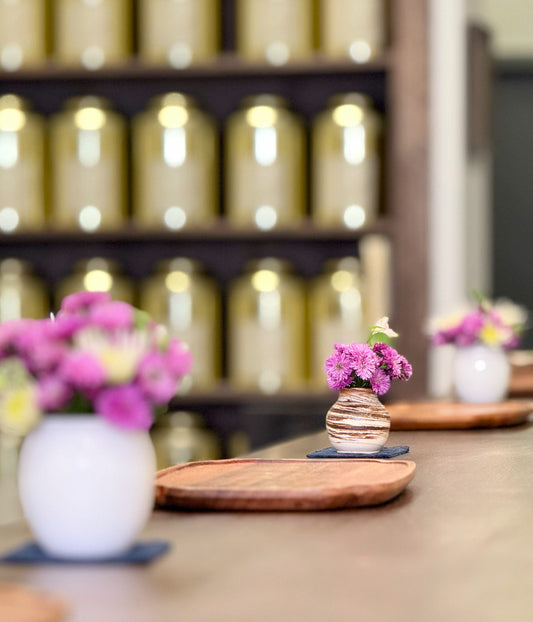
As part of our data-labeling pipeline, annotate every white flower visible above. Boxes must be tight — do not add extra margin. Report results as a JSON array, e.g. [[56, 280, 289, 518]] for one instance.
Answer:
[[370, 316, 398, 338], [492, 299, 528, 330], [74, 327, 150, 385]]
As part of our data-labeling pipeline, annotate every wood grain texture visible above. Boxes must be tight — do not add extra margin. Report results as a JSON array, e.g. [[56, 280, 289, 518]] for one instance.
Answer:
[[155, 458, 416, 511], [388, 399, 533, 430]]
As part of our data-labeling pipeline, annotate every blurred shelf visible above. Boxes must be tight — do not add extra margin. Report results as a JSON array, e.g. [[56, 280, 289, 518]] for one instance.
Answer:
[[0, 53, 389, 82], [171, 385, 335, 416], [0, 219, 391, 244]]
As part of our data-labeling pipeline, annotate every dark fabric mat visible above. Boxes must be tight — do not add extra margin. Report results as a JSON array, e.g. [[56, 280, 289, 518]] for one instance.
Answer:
[[1, 540, 170, 564], [307, 446, 410, 459]]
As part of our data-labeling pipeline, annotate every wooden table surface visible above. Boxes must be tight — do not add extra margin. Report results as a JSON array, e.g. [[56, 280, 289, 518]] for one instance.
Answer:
[[2, 423, 533, 622]]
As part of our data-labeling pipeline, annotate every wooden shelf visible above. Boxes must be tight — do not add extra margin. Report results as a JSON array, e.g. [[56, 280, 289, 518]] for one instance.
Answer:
[[0, 0, 431, 448], [171, 386, 335, 414], [0, 219, 391, 244], [0, 53, 389, 82]]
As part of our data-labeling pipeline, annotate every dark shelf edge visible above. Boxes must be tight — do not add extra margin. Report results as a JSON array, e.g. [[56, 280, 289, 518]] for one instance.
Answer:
[[494, 58, 533, 77], [0, 219, 391, 244], [0, 53, 389, 82], [170, 387, 335, 411]]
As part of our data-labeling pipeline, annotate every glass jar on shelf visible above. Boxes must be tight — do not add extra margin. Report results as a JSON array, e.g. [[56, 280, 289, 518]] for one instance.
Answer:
[[0, 0, 48, 71], [139, 257, 221, 393], [55, 257, 135, 309], [358, 233, 392, 327], [53, 0, 131, 70], [137, 0, 220, 69], [318, 0, 387, 63], [227, 257, 307, 394], [0, 258, 49, 321], [49, 96, 127, 233], [0, 94, 46, 234], [132, 93, 218, 231], [311, 92, 383, 230], [236, 0, 314, 65], [150, 411, 221, 469], [225, 94, 305, 230], [308, 257, 366, 388]]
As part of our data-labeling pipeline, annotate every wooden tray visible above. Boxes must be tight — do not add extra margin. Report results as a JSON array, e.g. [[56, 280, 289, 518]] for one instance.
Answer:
[[0, 583, 68, 622], [155, 458, 416, 511], [388, 399, 533, 430]]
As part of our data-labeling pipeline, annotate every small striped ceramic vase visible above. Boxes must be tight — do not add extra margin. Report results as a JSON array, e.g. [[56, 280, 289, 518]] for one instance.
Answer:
[[326, 387, 390, 454]]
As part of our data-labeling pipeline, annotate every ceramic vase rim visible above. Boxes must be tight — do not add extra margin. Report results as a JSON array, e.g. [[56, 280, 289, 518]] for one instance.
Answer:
[[339, 386, 375, 396]]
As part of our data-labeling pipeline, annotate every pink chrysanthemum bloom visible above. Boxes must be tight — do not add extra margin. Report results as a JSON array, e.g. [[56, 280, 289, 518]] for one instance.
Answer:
[[370, 368, 391, 395], [95, 385, 153, 430], [37, 375, 73, 412], [137, 352, 178, 403], [373, 342, 403, 379], [59, 351, 106, 391], [60, 291, 111, 315], [51, 313, 87, 339], [88, 301, 135, 331], [347, 343, 380, 380], [166, 339, 193, 377], [325, 351, 354, 390], [398, 356, 413, 381], [0, 319, 29, 359]]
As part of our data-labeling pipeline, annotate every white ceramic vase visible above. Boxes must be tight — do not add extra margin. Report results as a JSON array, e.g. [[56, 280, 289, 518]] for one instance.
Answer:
[[453, 343, 510, 403], [18, 415, 156, 559], [326, 387, 390, 454]]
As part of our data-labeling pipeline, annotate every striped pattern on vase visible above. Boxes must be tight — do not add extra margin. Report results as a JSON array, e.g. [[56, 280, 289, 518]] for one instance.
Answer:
[[326, 387, 390, 454]]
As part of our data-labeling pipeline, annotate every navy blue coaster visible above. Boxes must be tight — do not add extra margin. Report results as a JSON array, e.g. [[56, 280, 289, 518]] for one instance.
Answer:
[[307, 445, 410, 459], [1, 540, 170, 565]]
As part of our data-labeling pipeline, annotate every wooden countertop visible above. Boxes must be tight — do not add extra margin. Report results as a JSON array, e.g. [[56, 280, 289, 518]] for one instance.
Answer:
[[2, 423, 533, 621]]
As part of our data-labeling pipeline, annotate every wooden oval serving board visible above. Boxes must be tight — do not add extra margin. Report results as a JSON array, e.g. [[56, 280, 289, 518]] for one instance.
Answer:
[[0, 583, 68, 622], [155, 458, 416, 511], [388, 399, 533, 430]]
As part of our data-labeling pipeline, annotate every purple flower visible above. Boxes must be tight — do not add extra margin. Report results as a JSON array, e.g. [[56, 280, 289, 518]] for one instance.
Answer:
[[137, 352, 178, 403], [59, 351, 106, 391], [373, 342, 403, 379], [36, 375, 73, 411], [87, 301, 135, 331], [0, 319, 28, 358], [333, 343, 351, 354], [346, 343, 380, 380], [398, 356, 413, 380], [95, 385, 153, 430], [51, 313, 87, 339], [325, 351, 354, 390], [370, 368, 391, 395], [60, 291, 111, 315], [166, 339, 193, 377]]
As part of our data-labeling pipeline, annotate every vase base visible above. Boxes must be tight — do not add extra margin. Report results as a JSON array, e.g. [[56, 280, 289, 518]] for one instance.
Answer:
[[335, 448, 380, 455]]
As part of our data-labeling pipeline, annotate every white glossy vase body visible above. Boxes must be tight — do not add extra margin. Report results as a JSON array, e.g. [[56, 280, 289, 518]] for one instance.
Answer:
[[453, 344, 510, 403], [326, 387, 390, 453], [18, 415, 156, 559]]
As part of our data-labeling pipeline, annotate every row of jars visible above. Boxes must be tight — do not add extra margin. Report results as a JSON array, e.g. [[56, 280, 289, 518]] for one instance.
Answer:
[[0, 0, 388, 71], [0, 250, 391, 392], [0, 91, 383, 234]]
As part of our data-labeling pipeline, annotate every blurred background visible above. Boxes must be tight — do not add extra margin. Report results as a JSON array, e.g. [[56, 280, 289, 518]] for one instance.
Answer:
[[0, 0, 530, 469]]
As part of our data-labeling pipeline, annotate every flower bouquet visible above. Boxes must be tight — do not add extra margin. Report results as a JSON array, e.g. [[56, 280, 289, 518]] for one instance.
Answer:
[[430, 296, 527, 350], [0, 290, 192, 436], [0, 291, 192, 559], [430, 295, 528, 403], [324, 318, 412, 454]]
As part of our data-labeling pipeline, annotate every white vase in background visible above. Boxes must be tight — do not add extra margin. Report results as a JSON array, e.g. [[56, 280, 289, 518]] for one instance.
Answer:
[[453, 344, 510, 403], [18, 415, 156, 559]]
